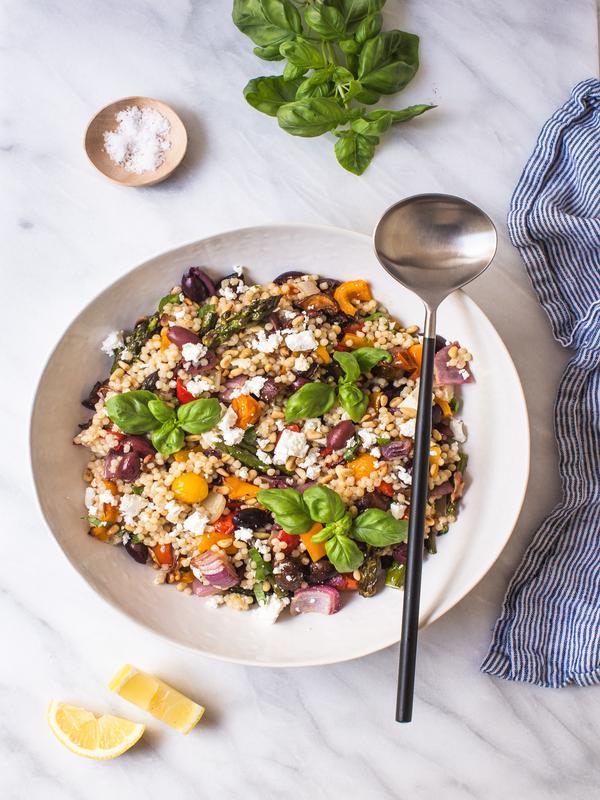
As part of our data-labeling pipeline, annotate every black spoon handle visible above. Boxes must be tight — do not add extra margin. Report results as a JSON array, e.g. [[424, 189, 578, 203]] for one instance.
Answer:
[[396, 333, 436, 723]]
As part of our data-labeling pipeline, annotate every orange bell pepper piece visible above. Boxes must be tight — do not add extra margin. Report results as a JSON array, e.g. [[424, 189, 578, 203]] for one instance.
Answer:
[[152, 543, 173, 566], [231, 394, 261, 429], [408, 344, 422, 378], [224, 475, 260, 499], [160, 327, 171, 352], [334, 280, 372, 317], [435, 397, 452, 418], [348, 454, 377, 480], [197, 530, 237, 554], [300, 523, 326, 562], [315, 345, 331, 364]]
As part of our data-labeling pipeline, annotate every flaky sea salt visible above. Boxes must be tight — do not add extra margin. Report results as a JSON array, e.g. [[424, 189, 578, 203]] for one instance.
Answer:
[[103, 105, 171, 174]]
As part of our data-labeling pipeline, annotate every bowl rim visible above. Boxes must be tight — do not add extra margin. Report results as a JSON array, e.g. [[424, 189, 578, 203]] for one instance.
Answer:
[[29, 222, 531, 667]]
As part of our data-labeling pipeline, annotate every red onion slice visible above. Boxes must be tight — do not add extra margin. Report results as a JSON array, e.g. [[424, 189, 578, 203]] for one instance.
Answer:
[[430, 480, 452, 498], [192, 579, 224, 597], [434, 344, 474, 385], [191, 550, 239, 590], [380, 440, 412, 460], [259, 378, 280, 401], [289, 585, 341, 616]]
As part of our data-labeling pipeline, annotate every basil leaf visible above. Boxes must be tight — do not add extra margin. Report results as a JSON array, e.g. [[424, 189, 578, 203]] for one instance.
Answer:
[[256, 488, 313, 535], [358, 30, 420, 95], [304, 2, 345, 40], [283, 61, 307, 80], [177, 398, 221, 434], [355, 12, 382, 43], [279, 37, 327, 69], [333, 350, 360, 382], [244, 75, 302, 116], [296, 68, 335, 100], [311, 512, 353, 542], [334, 130, 377, 175], [131, 485, 144, 495], [352, 104, 435, 137], [284, 381, 336, 421], [241, 425, 258, 450], [151, 420, 185, 456], [105, 390, 161, 434], [354, 87, 381, 105], [232, 0, 302, 48], [303, 486, 347, 524], [353, 346, 392, 373], [158, 292, 181, 313], [338, 382, 369, 422], [325, 534, 364, 573], [353, 508, 408, 546], [249, 547, 273, 581], [339, 37, 361, 55], [253, 43, 285, 61], [148, 398, 176, 423], [83, 515, 108, 528], [277, 98, 349, 137], [338, 0, 385, 30]]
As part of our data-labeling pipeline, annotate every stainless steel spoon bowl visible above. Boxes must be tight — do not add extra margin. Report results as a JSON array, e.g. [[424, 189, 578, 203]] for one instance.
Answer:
[[373, 194, 497, 723]]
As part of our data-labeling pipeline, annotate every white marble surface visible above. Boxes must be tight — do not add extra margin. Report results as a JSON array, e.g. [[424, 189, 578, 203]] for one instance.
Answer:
[[1, 0, 599, 797]]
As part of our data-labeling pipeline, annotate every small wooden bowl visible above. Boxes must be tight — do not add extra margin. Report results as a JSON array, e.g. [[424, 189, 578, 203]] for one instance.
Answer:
[[84, 96, 187, 187]]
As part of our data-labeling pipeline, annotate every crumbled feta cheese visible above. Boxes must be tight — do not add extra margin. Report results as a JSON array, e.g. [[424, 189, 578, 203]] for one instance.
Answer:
[[238, 467, 249, 480], [293, 353, 311, 372], [120, 348, 132, 360], [390, 502, 406, 520], [284, 330, 318, 352], [233, 265, 244, 277], [119, 494, 146, 524], [217, 406, 245, 445], [254, 539, 270, 557], [165, 500, 184, 523], [184, 510, 209, 535], [450, 418, 467, 443], [231, 357, 252, 370], [84, 487, 96, 510], [459, 368, 470, 380], [395, 466, 412, 486], [186, 378, 212, 397], [275, 419, 285, 431], [122, 532, 130, 545], [173, 309, 186, 319], [399, 383, 420, 418], [98, 489, 118, 506], [256, 448, 272, 464], [256, 595, 289, 623], [182, 342, 207, 364], [200, 431, 220, 448], [281, 309, 297, 321], [204, 595, 225, 609], [230, 375, 267, 399], [101, 330, 124, 356], [303, 418, 322, 432], [220, 285, 236, 301], [357, 429, 377, 448], [234, 527, 254, 542], [257, 436, 271, 450], [273, 429, 309, 465], [251, 330, 282, 353], [298, 449, 320, 479], [397, 418, 416, 438], [370, 447, 381, 458]]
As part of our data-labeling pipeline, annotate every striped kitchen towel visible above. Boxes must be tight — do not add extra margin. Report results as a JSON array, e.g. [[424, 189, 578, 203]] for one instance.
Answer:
[[481, 78, 600, 688]]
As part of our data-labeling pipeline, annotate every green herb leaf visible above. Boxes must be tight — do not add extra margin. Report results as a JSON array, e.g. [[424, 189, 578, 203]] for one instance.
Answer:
[[358, 30, 420, 95], [277, 98, 349, 137], [284, 381, 336, 421], [311, 512, 353, 542], [353, 508, 408, 546], [249, 547, 273, 581], [232, 0, 302, 48], [244, 75, 302, 116], [343, 438, 360, 461], [353, 346, 392, 373], [339, 37, 361, 55], [296, 67, 335, 100], [83, 515, 109, 528], [253, 43, 286, 61], [363, 311, 386, 320], [255, 488, 313, 535], [325, 534, 364, 573], [283, 61, 307, 80], [376, 436, 390, 446], [105, 390, 161, 434], [158, 292, 181, 313], [332, 350, 361, 382], [355, 12, 382, 43], [279, 37, 327, 69], [151, 420, 185, 456], [177, 398, 221, 434], [148, 398, 176, 423], [303, 486, 347, 524], [338, 0, 385, 31], [131, 485, 144, 495], [304, 2, 345, 40], [385, 561, 406, 589], [334, 130, 377, 175], [352, 104, 435, 137], [338, 381, 369, 422]]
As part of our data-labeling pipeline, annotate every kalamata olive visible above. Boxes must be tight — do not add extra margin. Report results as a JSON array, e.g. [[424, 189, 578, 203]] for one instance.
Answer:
[[329, 312, 353, 328], [125, 541, 148, 564], [259, 378, 280, 401], [290, 376, 310, 392], [380, 440, 412, 460], [104, 450, 141, 482], [393, 543, 407, 564], [122, 435, 155, 457], [81, 380, 106, 410], [218, 374, 248, 402], [167, 326, 200, 347], [181, 267, 216, 303], [431, 404, 443, 425], [187, 350, 218, 375], [355, 491, 391, 513], [317, 277, 341, 292], [307, 558, 335, 584], [435, 334, 449, 353], [273, 270, 306, 285], [435, 422, 453, 438], [273, 557, 304, 592], [382, 384, 403, 402], [326, 420, 355, 450], [140, 371, 159, 391], [232, 507, 273, 530]]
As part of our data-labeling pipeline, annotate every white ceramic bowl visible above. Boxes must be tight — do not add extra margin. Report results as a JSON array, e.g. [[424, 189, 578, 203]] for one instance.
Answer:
[[30, 225, 529, 666]]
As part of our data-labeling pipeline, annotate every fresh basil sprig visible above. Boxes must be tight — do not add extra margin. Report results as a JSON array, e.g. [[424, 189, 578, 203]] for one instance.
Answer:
[[257, 484, 406, 574], [232, 0, 435, 174], [284, 381, 336, 422], [105, 391, 220, 456]]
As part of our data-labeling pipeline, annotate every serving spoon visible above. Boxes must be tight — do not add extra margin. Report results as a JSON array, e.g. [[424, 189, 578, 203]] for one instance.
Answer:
[[373, 194, 497, 723]]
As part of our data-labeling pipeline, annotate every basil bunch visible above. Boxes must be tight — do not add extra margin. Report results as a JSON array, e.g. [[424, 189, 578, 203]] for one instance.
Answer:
[[105, 390, 221, 456], [232, 0, 435, 174], [284, 346, 390, 422], [256, 484, 407, 573]]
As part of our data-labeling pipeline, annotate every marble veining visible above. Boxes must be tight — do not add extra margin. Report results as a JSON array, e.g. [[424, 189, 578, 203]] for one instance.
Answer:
[[1, 1, 599, 798]]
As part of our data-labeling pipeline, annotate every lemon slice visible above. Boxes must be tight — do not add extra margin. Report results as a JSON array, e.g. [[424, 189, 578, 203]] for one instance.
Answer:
[[109, 665, 204, 734], [47, 701, 145, 759]]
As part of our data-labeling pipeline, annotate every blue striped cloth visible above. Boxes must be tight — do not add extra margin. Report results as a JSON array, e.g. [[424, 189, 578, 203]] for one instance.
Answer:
[[481, 78, 600, 688]]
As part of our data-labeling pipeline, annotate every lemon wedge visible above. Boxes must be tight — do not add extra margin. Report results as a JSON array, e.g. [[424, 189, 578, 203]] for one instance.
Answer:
[[109, 664, 205, 734], [47, 701, 145, 759]]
